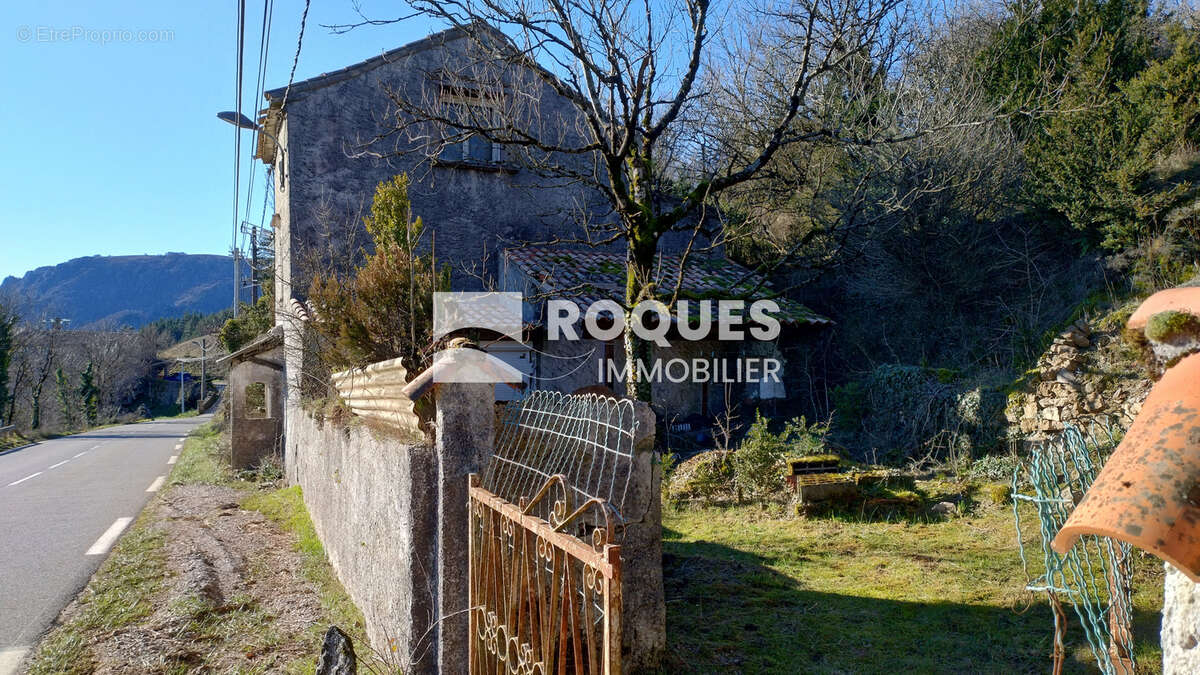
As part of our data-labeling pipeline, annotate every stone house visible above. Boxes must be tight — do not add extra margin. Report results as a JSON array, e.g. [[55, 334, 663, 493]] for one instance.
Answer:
[[256, 25, 616, 306], [498, 247, 829, 421], [255, 25, 826, 423]]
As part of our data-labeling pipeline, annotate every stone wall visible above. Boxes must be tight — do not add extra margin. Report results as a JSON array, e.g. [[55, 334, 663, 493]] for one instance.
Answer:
[[285, 403, 439, 671], [286, 380, 664, 672], [1005, 318, 1150, 442], [1163, 565, 1200, 673]]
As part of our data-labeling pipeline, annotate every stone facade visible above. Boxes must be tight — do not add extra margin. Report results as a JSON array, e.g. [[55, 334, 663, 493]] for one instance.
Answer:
[[1163, 564, 1200, 673], [262, 27, 613, 307], [1005, 318, 1150, 442]]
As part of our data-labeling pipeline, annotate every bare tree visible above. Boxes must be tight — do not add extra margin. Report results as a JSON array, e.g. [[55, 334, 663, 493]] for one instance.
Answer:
[[331, 0, 1007, 400]]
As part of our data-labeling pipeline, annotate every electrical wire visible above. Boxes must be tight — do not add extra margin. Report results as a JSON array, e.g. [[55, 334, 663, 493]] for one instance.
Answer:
[[242, 0, 275, 234], [278, 0, 311, 115], [233, 0, 246, 266]]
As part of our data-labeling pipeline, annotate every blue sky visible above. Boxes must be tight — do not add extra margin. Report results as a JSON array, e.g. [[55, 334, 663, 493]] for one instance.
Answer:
[[0, 1, 440, 280]]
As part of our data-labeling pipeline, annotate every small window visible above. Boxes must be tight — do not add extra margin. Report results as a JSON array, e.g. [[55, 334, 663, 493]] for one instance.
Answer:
[[466, 134, 493, 162], [438, 85, 503, 166], [245, 382, 268, 419]]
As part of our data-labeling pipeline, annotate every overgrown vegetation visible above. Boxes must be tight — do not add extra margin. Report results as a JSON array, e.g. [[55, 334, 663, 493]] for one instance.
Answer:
[[168, 420, 236, 486], [668, 414, 831, 504], [307, 173, 450, 374], [0, 302, 175, 435], [0, 302, 14, 426], [218, 289, 275, 353], [987, 0, 1200, 253], [730, 413, 830, 500]]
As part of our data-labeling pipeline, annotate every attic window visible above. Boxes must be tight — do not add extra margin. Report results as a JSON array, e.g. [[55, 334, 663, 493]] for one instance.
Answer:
[[437, 85, 503, 166]]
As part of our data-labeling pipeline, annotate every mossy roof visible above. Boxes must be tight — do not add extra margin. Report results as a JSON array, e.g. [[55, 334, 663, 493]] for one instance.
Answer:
[[506, 247, 830, 326]]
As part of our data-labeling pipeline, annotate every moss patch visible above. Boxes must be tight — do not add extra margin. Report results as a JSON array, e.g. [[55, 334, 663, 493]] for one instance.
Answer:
[[1144, 310, 1200, 343]]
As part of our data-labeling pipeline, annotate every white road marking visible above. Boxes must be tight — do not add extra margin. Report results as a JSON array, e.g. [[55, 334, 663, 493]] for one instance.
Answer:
[[146, 476, 165, 492], [73, 451, 87, 458], [86, 517, 132, 555], [177, 437, 185, 441], [90, 444, 102, 450], [0, 646, 30, 675], [7, 472, 42, 487], [48, 460, 68, 469], [174, 444, 182, 450], [167, 455, 178, 465]]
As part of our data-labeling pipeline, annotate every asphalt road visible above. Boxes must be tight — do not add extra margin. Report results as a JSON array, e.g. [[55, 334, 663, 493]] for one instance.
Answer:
[[0, 415, 210, 673]]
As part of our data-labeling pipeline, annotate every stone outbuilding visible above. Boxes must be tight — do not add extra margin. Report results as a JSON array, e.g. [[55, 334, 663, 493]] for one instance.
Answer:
[[218, 326, 284, 469]]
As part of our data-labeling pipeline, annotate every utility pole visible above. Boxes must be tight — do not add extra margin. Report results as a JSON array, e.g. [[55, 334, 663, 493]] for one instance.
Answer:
[[178, 368, 185, 416], [240, 221, 262, 304], [250, 228, 258, 304], [191, 338, 208, 407]]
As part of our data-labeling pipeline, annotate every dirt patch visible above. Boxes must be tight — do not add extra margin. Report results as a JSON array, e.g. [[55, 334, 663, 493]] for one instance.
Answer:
[[60, 484, 325, 673]]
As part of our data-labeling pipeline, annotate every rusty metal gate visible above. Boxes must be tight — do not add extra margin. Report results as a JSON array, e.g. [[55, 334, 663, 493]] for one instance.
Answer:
[[468, 391, 640, 675]]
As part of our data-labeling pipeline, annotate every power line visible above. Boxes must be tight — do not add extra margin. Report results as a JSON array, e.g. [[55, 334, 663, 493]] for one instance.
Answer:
[[242, 0, 275, 234], [232, 0, 247, 315], [278, 0, 311, 115]]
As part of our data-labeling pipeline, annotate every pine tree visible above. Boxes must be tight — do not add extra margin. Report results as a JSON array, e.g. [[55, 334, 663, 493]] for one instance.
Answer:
[[55, 367, 74, 429], [78, 361, 98, 427], [0, 310, 12, 427]]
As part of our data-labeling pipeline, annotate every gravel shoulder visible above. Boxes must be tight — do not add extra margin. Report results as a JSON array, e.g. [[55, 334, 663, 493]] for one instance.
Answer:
[[25, 422, 371, 674]]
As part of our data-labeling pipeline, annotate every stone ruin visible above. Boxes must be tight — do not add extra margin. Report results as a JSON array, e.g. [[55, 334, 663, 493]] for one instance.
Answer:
[[1006, 317, 1150, 443]]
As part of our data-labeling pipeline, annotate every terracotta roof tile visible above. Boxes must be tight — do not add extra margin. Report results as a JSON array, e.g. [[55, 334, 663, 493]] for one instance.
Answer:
[[505, 247, 830, 325], [1052, 352, 1200, 580], [1127, 286, 1200, 332]]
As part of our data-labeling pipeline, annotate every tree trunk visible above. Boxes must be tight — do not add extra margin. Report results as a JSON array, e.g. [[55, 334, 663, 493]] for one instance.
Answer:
[[624, 220, 658, 402]]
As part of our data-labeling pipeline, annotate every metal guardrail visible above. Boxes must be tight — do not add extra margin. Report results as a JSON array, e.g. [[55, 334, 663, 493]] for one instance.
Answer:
[[0, 425, 15, 435], [330, 357, 422, 438]]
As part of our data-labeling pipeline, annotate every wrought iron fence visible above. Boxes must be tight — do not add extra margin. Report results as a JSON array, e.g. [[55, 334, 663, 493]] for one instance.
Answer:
[[485, 391, 640, 525], [469, 391, 639, 675]]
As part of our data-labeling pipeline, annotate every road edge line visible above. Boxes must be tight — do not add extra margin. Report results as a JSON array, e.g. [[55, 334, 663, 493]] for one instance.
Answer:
[[85, 517, 133, 556]]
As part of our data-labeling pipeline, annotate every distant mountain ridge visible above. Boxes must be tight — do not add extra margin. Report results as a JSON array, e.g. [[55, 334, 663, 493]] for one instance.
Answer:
[[1, 253, 240, 328]]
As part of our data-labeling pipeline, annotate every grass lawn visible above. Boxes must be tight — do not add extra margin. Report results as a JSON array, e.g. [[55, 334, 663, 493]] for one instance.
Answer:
[[662, 488, 1164, 674]]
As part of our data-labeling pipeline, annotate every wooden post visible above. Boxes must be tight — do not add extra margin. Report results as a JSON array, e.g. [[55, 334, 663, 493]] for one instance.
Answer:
[[604, 544, 622, 675], [1108, 555, 1134, 673]]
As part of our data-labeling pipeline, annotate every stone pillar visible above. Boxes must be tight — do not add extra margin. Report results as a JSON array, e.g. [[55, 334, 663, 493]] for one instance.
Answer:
[[1163, 563, 1200, 673], [434, 382, 495, 674], [620, 401, 666, 671]]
